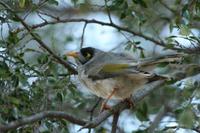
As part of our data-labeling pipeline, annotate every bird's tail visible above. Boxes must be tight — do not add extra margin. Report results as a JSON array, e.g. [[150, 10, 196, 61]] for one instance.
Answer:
[[147, 74, 167, 83], [138, 53, 183, 72]]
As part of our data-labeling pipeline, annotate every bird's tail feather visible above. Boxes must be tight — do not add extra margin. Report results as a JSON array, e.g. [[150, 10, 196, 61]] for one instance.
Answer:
[[147, 74, 167, 83], [138, 54, 183, 72]]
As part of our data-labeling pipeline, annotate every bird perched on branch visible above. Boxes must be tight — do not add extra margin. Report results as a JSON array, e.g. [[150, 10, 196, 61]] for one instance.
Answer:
[[66, 47, 182, 111]]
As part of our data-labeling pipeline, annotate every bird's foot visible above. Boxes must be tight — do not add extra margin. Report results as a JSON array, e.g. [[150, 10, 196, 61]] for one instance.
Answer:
[[124, 97, 135, 109], [100, 102, 112, 112], [99, 88, 117, 112]]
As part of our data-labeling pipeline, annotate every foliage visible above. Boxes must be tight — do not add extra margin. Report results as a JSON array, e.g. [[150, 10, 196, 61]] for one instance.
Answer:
[[0, 0, 200, 133]]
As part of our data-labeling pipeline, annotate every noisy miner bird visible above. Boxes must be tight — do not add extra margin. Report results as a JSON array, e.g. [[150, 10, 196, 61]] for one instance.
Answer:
[[66, 47, 182, 110]]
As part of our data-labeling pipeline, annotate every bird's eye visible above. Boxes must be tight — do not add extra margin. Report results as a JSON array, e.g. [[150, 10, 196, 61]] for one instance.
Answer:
[[86, 53, 91, 58]]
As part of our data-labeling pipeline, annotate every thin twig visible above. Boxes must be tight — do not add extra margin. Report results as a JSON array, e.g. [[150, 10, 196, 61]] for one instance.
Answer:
[[37, 11, 59, 20], [104, 0, 113, 24], [88, 98, 101, 133], [148, 105, 168, 132], [159, 0, 176, 13], [23, 0, 49, 20], [37, 11, 48, 23], [80, 22, 87, 48], [111, 111, 120, 133]]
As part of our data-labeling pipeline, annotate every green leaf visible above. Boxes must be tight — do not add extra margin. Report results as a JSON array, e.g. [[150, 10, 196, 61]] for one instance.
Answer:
[[0, 61, 10, 78], [48, 0, 59, 6], [19, 0, 25, 8], [123, 1, 128, 9], [174, 107, 184, 115], [135, 102, 148, 121], [68, 84, 76, 96], [12, 75, 19, 87], [134, 41, 141, 45], [120, 12, 127, 19], [125, 43, 132, 50], [132, 0, 148, 8], [12, 107, 20, 119], [166, 35, 177, 39], [18, 74, 28, 86], [156, 62, 169, 68], [133, 130, 148, 133], [114, 0, 124, 6], [178, 109, 194, 128], [65, 36, 73, 42], [139, 0, 148, 8], [48, 77, 57, 85], [140, 50, 145, 58], [10, 14, 21, 22], [38, 54, 49, 64], [9, 97, 21, 106], [179, 25, 190, 36], [164, 43, 175, 50], [8, 31, 19, 44], [57, 92, 64, 102], [71, 0, 79, 6], [169, 23, 174, 33]]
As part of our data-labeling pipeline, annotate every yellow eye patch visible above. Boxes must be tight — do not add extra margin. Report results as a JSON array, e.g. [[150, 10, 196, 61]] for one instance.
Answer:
[[86, 53, 91, 58]]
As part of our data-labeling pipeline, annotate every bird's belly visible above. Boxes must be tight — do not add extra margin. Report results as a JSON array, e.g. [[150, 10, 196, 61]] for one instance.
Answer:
[[79, 76, 142, 100]]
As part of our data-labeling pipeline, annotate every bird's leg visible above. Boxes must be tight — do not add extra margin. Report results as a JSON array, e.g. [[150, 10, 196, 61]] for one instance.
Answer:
[[100, 88, 117, 112], [123, 95, 135, 109]]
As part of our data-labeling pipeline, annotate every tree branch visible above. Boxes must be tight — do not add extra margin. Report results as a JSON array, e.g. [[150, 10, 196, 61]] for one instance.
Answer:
[[0, 111, 87, 132], [14, 17, 200, 53], [11, 9, 199, 53], [16, 18, 172, 50]]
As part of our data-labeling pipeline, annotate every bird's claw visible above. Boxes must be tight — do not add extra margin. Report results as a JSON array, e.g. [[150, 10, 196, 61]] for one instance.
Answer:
[[100, 103, 112, 112]]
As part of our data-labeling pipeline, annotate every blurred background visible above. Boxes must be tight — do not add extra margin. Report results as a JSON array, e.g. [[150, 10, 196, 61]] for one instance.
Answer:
[[0, 0, 200, 133]]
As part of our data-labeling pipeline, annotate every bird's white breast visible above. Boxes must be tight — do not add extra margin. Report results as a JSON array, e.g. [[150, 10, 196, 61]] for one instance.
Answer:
[[78, 68, 145, 99]]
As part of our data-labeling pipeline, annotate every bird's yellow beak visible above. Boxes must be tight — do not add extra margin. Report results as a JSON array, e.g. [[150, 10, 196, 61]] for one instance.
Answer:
[[66, 51, 79, 58]]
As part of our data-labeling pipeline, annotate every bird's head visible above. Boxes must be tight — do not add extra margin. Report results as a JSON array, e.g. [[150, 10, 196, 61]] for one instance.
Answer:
[[66, 47, 97, 65]]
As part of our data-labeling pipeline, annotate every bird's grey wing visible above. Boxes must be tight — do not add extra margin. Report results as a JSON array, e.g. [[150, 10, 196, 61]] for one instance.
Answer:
[[83, 51, 154, 80], [86, 61, 152, 80]]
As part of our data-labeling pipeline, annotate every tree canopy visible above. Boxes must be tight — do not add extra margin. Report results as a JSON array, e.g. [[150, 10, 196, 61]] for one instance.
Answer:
[[0, 0, 200, 133]]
